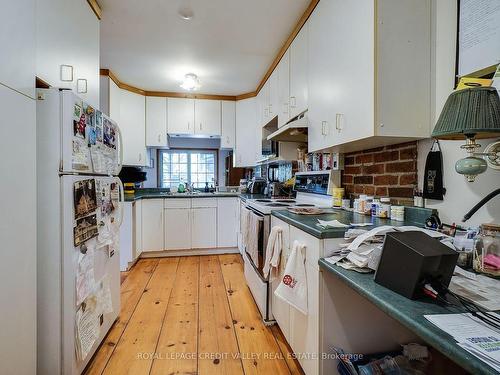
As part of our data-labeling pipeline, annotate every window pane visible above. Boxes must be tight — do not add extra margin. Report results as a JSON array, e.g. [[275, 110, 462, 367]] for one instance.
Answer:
[[179, 153, 188, 163], [191, 153, 198, 163]]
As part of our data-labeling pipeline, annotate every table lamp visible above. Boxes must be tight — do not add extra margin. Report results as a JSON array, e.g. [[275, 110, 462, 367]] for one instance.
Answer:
[[432, 87, 500, 182]]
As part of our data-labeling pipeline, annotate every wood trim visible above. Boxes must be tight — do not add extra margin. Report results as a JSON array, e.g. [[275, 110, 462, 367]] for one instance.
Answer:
[[255, 0, 320, 94], [87, 0, 102, 20], [100, 69, 236, 100], [235, 91, 257, 100], [35, 76, 51, 89]]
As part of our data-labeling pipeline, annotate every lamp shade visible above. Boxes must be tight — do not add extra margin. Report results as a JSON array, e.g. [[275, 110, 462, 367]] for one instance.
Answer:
[[432, 87, 500, 140]]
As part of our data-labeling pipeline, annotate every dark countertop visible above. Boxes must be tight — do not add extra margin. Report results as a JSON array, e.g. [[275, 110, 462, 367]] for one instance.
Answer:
[[318, 259, 498, 375], [272, 209, 425, 239], [124, 189, 241, 202]]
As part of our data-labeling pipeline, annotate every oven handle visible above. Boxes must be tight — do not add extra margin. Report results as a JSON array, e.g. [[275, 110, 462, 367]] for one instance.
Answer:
[[245, 204, 266, 219]]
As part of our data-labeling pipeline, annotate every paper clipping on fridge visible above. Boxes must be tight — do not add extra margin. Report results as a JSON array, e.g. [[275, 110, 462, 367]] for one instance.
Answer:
[[76, 247, 95, 306], [96, 274, 113, 316], [75, 295, 100, 362]]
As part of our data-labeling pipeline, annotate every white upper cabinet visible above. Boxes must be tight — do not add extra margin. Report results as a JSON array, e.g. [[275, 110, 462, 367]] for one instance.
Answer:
[[0, 0, 35, 99], [235, 97, 257, 167], [308, 0, 431, 153], [146, 96, 167, 147], [194, 99, 221, 136], [167, 97, 195, 134], [277, 50, 290, 128], [120, 89, 147, 166], [221, 101, 236, 149], [289, 21, 309, 119], [268, 70, 279, 122]]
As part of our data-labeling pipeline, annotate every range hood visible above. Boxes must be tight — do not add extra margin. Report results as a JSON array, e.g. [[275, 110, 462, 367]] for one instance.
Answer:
[[267, 111, 308, 142]]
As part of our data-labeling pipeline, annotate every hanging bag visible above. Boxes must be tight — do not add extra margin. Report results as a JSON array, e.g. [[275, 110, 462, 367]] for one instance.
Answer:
[[423, 140, 446, 200]]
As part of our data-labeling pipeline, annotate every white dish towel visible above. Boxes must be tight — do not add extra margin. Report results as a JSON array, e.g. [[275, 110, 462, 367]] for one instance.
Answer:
[[274, 240, 308, 315], [263, 226, 283, 281], [247, 211, 261, 267]]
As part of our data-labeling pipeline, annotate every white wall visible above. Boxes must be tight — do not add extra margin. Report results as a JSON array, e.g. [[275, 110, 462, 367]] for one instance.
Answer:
[[417, 0, 500, 226], [36, 0, 100, 108]]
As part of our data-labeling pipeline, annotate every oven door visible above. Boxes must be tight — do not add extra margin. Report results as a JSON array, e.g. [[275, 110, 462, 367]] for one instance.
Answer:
[[245, 206, 270, 278]]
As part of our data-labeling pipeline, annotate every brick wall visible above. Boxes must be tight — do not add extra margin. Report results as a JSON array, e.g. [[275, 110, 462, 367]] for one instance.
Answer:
[[342, 141, 418, 200]]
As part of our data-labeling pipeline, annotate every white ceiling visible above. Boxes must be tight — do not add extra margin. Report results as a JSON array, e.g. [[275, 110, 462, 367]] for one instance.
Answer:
[[99, 0, 310, 95]]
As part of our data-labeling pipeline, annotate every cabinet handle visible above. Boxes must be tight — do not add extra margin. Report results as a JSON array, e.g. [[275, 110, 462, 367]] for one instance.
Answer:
[[226, 136, 230, 144], [321, 121, 328, 136], [290, 96, 296, 108], [336, 113, 344, 132], [188, 122, 190, 130], [158, 134, 161, 142], [200, 123, 203, 131], [138, 153, 142, 161]]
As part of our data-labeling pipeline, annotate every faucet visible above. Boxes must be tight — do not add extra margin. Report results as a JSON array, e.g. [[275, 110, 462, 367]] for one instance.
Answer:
[[462, 188, 500, 222]]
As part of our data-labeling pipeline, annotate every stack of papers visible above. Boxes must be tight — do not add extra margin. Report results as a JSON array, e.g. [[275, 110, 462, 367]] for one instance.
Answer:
[[424, 313, 500, 372], [450, 266, 500, 311]]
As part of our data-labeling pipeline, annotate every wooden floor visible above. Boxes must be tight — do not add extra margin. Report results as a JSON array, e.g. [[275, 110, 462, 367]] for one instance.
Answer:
[[85, 255, 304, 375]]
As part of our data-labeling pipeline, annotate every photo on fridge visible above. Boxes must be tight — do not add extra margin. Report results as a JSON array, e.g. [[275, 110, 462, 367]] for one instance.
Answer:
[[103, 118, 116, 149], [74, 179, 97, 219], [73, 214, 98, 246]]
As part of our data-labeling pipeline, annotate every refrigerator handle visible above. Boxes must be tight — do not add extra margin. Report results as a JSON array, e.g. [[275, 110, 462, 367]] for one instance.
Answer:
[[116, 177, 125, 228], [116, 125, 124, 174]]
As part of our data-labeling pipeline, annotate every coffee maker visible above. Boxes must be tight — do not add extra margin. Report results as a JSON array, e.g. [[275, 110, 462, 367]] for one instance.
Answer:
[[247, 177, 266, 194]]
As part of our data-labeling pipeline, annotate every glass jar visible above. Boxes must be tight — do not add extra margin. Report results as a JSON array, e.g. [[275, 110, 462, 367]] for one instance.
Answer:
[[473, 224, 500, 277]]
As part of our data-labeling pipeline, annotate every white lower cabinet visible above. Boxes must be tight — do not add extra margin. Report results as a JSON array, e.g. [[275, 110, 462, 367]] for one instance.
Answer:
[[164, 208, 191, 250], [217, 197, 239, 248], [192, 208, 217, 249], [141, 199, 164, 252], [134, 199, 142, 258]]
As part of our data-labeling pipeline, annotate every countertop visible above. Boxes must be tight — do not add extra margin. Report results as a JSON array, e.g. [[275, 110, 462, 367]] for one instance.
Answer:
[[318, 259, 498, 375], [124, 189, 241, 202], [272, 208, 428, 239]]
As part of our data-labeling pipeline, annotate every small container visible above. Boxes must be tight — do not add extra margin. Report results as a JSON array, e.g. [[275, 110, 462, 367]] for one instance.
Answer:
[[332, 188, 345, 207], [353, 199, 360, 213], [342, 199, 351, 210], [378, 197, 391, 218], [391, 206, 405, 221], [473, 224, 500, 277], [364, 196, 374, 215], [371, 199, 380, 217]]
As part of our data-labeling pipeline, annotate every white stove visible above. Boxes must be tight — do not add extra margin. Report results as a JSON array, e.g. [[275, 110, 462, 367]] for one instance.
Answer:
[[245, 193, 331, 215]]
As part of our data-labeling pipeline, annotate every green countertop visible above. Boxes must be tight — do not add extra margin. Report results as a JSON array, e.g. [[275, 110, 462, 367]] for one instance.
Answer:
[[272, 209, 424, 239], [318, 259, 498, 375], [124, 189, 241, 202]]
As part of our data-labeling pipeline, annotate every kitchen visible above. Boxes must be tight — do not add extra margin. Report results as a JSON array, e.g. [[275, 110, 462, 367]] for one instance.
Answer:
[[2, 0, 500, 375]]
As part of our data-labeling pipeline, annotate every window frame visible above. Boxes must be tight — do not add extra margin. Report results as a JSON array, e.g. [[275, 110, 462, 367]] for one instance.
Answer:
[[157, 148, 218, 189]]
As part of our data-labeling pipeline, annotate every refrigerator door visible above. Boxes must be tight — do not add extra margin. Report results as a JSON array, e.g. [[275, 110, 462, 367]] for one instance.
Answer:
[[61, 175, 121, 374], [59, 90, 122, 175]]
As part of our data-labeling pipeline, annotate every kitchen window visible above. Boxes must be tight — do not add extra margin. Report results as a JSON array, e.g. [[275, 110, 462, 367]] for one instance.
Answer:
[[159, 149, 217, 189]]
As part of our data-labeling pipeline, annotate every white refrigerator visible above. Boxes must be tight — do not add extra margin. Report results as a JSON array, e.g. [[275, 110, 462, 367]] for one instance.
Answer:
[[37, 89, 124, 374]]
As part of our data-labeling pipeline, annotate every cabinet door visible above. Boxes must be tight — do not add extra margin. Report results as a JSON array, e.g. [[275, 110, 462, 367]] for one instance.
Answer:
[[221, 101, 235, 149], [164, 208, 191, 250], [262, 80, 271, 125], [167, 98, 194, 134], [308, 0, 336, 152], [289, 22, 308, 118], [146, 97, 167, 147], [141, 199, 164, 251], [277, 50, 290, 128], [191, 208, 217, 248], [195, 99, 221, 136], [217, 198, 238, 247], [133, 199, 142, 258], [120, 90, 147, 166], [234, 97, 257, 167], [0, 0, 35, 99], [268, 70, 279, 122]]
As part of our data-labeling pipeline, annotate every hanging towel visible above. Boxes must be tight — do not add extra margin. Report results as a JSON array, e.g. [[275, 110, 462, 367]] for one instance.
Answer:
[[274, 241, 308, 315], [240, 206, 251, 251], [247, 211, 261, 267], [263, 226, 283, 280]]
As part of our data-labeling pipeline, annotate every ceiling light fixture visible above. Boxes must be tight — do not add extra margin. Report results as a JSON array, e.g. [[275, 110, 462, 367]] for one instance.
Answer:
[[178, 6, 194, 20], [180, 73, 200, 91]]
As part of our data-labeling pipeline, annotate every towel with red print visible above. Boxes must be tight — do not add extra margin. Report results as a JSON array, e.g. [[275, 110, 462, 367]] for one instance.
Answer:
[[274, 240, 308, 315]]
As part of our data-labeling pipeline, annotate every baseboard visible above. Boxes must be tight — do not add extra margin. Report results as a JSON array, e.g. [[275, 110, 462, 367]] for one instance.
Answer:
[[139, 247, 240, 258]]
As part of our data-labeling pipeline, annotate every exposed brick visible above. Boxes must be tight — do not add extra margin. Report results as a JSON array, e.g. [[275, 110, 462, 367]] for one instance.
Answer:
[[363, 146, 385, 153], [354, 176, 374, 184], [374, 175, 399, 185], [363, 164, 385, 175], [364, 186, 375, 195], [344, 156, 356, 165], [344, 166, 361, 175], [399, 147, 417, 161], [385, 161, 416, 173], [355, 153, 374, 164], [354, 185, 365, 194], [399, 173, 417, 185], [375, 187, 388, 196], [344, 184, 355, 195], [374, 150, 399, 163], [388, 187, 414, 198], [343, 175, 353, 184]]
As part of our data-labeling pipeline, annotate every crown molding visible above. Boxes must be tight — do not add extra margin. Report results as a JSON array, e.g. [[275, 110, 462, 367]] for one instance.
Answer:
[[87, 0, 102, 20]]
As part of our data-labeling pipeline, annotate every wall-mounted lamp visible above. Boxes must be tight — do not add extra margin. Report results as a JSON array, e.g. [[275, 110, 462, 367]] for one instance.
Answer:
[[60, 65, 74, 82], [77, 79, 88, 94], [431, 87, 500, 182]]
